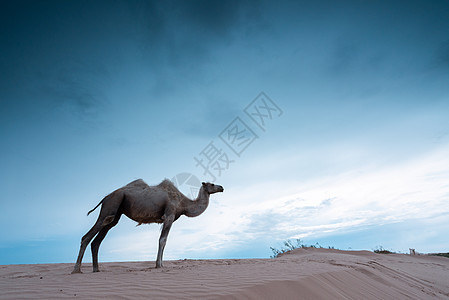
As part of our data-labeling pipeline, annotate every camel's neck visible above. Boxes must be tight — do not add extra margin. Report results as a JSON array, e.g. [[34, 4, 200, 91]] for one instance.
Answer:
[[184, 186, 210, 218]]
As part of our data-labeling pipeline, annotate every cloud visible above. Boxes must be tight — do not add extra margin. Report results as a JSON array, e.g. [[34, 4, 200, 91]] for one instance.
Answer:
[[243, 145, 449, 240], [100, 144, 449, 260]]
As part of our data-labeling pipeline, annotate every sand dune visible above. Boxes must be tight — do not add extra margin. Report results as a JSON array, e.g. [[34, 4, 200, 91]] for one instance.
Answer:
[[1, 248, 448, 299]]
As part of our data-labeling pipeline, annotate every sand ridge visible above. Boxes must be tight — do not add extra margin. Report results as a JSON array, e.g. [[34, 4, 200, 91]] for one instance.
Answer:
[[1, 248, 448, 299]]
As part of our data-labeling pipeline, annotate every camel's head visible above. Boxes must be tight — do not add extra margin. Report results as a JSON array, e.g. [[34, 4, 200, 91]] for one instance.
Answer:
[[202, 182, 224, 194]]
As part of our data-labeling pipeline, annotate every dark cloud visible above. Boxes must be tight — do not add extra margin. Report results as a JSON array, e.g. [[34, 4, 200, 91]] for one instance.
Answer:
[[0, 1, 121, 116], [120, 0, 261, 66], [2, 0, 448, 119], [128, 0, 264, 96], [37, 61, 109, 119], [0, 0, 262, 116], [175, 0, 247, 36]]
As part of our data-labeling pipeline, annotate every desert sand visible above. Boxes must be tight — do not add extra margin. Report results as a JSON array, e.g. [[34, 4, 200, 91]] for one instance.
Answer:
[[1, 248, 448, 299]]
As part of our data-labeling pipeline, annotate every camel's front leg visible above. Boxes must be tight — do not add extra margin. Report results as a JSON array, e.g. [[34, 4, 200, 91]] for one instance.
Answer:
[[156, 215, 174, 268]]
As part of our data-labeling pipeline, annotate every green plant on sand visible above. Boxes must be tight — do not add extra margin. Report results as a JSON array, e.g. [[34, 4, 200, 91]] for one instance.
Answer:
[[431, 252, 449, 258], [270, 239, 334, 258], [373, 246, 395, 254]]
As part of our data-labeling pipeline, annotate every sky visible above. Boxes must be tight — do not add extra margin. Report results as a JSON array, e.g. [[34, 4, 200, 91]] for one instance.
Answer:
[[1, 0, 449, 265]]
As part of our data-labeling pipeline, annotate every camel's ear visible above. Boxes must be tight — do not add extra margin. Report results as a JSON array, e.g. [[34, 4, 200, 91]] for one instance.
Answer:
[[202, 182, 206, 186]]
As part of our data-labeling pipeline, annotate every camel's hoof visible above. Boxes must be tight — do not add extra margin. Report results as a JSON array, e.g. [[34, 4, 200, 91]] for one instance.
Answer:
[[71, 269, 82, 274], [93, 269, 100, 273]]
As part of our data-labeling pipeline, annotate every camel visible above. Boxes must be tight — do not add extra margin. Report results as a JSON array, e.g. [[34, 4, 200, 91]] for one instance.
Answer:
[[72, 179, 224, 273]]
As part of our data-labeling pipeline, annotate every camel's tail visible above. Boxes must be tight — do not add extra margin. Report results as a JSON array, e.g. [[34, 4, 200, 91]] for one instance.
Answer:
[[87, 194, 111, 216], [86, 191, 121, 216], [87, 200, 103, 216]]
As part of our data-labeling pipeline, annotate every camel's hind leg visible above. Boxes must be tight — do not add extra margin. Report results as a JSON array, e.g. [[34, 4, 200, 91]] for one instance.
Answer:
[[91, 214, 121, 272], [72, 191, 124, 274], [72, 220, 103, 274]]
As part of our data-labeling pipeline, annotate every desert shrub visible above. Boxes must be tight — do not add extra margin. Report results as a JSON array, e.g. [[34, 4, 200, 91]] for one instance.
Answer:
[[431, 252, 449, 258], [373, 246, 395, 254], [270, 239, 305, 258], [270, 239, 332, 258]]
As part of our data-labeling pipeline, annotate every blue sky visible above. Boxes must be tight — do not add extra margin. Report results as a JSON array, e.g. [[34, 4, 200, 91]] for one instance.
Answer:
[[1, 0, 449, 264]]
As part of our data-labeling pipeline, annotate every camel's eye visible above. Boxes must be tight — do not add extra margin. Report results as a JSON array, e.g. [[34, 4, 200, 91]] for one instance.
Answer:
[[211, 184, 215, 186]]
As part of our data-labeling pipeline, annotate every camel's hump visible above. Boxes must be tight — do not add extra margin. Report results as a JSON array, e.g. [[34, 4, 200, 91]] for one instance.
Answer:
[[126, 179, 148, 187], [124, 179, 178, 191]]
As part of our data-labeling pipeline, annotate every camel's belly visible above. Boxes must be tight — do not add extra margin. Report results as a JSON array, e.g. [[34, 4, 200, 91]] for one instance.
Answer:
[[122, 188, 168, 224], [125, 206, 165, 224], [133, 215, 164, 224]]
